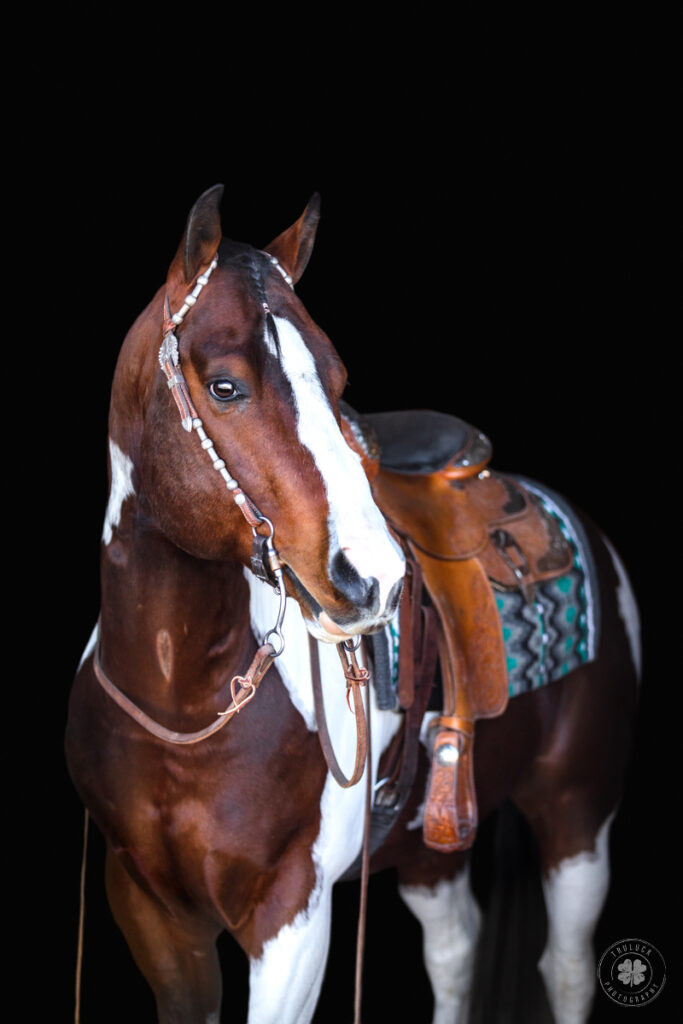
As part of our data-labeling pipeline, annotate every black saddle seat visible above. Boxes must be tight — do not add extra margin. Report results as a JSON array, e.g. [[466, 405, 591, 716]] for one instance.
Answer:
[[342, 404, 492, 476]]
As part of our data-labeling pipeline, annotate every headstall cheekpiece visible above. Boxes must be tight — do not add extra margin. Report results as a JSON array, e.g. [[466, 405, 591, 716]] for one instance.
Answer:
[[159, 252, 291, 657]]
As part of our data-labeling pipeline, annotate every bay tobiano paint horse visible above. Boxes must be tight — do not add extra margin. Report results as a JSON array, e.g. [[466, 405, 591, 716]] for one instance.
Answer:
[[66, 185, 641, 1024]]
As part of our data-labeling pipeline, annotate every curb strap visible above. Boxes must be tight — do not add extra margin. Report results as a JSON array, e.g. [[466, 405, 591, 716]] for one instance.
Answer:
[[93, 641, 276, 745]]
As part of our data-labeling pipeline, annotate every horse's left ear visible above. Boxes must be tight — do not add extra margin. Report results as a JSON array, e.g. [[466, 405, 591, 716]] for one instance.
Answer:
[[169, 184, 224, 284], [265, 193, 321, 283]]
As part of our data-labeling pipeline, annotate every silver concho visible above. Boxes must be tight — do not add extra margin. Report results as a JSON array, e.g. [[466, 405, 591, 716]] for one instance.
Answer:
[[436, 742, 460, 766], [158, 330, 180, 369]]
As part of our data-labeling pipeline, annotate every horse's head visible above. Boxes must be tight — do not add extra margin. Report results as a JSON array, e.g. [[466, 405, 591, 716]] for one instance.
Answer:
[[122, 185, 405, 642]]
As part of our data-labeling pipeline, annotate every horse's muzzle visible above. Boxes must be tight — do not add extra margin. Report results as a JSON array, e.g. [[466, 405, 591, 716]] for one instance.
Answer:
[[316, 561, 404, 641]]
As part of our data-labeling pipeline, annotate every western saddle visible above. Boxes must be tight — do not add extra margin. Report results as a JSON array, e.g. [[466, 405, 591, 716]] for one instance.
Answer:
[[340, 405, 573, 855]]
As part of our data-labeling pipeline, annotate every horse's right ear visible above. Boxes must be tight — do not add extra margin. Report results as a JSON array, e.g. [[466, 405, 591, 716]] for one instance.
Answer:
[[265, 193, 321, 283], [169, 184, 224, 285]]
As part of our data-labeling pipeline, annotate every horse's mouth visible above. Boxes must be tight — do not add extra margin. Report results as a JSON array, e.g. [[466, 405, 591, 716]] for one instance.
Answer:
[[283, 566, 388, 643]]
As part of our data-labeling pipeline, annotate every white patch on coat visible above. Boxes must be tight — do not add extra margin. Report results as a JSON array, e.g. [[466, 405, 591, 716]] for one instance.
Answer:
[[399, 867, 481, 1024], [102, 439, 134, 544], [78, 621, 99, 669], [538, 811, 615, 1024], [405, 793, 427, 831], [603, 536, 642, 683], [246, 568, 402, 1022], [246, 569, 317, 730], [267, 316, 404, 619], [247, 886, 333, 1024]]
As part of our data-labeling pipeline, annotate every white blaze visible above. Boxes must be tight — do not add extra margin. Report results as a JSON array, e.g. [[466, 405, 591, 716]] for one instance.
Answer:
[[268, 316, 404, 616]]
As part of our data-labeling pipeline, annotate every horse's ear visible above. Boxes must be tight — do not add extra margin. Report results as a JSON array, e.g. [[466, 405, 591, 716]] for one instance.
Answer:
[[170, 184, 224, 284], [265, 193, 321, 283]]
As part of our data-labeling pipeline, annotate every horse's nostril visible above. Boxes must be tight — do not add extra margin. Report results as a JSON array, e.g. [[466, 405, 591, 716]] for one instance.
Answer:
[[330, 549, 379, 613]]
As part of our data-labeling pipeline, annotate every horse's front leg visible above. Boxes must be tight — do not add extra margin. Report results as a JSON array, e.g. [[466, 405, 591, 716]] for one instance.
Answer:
[[246, 881, 333, 1024], [105, 846, 223, 1024]]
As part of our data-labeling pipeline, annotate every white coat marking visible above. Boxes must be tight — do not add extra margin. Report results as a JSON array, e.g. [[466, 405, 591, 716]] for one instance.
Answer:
[[78, 621, 99, 669], [538, 810, 615, 1024], [399, 867, 482, 1024], [604, 536, 642, 683], [246, 569, 402, 1022], [102, 439, 134, 544], [267, 316, 404, 618]]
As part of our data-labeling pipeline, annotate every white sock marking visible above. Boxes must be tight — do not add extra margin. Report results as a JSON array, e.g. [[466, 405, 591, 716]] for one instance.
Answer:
[[399, 867, 481, 1024], [539, 811, 615, 1024]]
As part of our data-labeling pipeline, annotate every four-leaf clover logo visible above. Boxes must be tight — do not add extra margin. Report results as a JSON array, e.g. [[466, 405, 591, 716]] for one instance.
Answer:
[[617, 958, 647, 987]]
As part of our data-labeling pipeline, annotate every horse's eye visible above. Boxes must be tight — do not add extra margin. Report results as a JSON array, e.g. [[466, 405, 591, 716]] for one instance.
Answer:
[[208, 379, 238, 401]]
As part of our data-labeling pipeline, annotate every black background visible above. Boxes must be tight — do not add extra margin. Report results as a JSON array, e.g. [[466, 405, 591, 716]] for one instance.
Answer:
[[25, 13, 673, 1024]]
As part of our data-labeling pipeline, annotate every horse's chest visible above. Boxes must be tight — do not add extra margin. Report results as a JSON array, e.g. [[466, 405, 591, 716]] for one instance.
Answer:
[[246, 573, 403, 884]]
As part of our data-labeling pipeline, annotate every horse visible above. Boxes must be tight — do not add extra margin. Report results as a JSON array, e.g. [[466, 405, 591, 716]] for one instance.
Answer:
[[65, 184, 640, 1024]]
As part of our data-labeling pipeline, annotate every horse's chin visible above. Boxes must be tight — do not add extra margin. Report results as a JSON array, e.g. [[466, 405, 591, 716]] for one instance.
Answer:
[[308, 611, 355, 645]]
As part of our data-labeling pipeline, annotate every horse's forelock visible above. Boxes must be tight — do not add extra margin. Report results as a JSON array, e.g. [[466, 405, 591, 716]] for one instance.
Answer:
[[216, 240, 283, 362]]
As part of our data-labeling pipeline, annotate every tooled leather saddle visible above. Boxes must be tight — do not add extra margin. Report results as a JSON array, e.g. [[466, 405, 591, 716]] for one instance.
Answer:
[[340, 404, 573, 855]]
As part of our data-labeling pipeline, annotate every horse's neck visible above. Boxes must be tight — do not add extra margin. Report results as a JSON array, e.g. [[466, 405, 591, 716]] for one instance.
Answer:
[[99, 499, 255, 721]]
